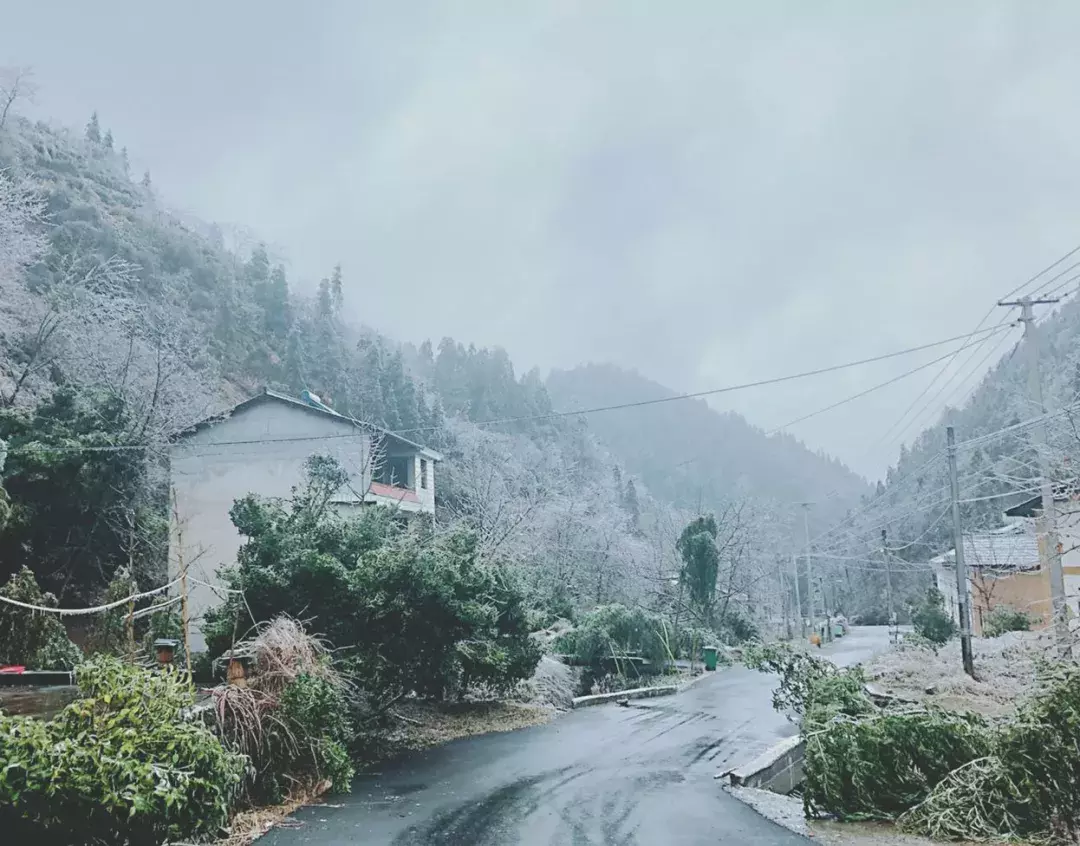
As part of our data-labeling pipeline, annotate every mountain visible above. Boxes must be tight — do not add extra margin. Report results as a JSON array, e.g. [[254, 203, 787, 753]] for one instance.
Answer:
[[0, 104, 884, 631], [0, 111, 705, 625], [873, 296, 1080, 558], [547, 364, 869, 532]]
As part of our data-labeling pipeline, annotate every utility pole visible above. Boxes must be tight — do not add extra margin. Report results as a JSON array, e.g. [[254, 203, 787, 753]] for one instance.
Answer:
[[882, 529, 897, 646], [802, 503, 821, 642], [947, 426, 976, 677], [998, 295, 1072, 658], [791, 553, 805, 639], [777, 557, 792, 640]]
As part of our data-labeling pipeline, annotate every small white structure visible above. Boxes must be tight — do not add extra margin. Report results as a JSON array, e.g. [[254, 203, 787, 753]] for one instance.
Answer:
[[169, 388, 442, 649]]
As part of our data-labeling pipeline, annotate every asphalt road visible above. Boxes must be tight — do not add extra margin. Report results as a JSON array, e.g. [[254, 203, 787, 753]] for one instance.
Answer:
[[262, 627, 892, 846]]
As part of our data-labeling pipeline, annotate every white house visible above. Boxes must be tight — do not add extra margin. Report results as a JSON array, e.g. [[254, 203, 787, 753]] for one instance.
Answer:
[[168, 388, 442, 650]]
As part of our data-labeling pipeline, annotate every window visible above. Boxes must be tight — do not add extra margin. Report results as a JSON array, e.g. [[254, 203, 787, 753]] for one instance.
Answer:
[[375, 456, 412, 488], [420, 459, 428, 489]]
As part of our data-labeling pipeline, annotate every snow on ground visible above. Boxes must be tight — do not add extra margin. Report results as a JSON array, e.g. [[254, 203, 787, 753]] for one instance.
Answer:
[[866, 629, 1053, 715], [513, 655, 577, 711]]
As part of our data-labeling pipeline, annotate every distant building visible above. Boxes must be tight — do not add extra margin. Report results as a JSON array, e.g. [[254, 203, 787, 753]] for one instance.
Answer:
[[931, 523, 1046, 635], [168, 388, 442, 650], [1002, 487, 1080, 622]]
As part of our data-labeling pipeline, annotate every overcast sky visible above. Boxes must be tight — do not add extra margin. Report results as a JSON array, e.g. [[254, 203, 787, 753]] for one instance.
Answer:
[[4, 1, 1080, 479]]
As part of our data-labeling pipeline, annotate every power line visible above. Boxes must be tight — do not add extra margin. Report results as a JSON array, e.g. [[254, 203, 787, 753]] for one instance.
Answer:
[[5, 325, 1010, 456], [870, 319, 1015, 453], [868, 242, 1080, 458], [766, 326, 1013, 436]]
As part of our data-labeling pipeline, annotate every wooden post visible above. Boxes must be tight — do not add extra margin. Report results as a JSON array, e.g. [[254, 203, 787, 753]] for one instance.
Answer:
[[172, 489, 193, 690], [180, 555, 192, 688], [126, 521, 136, 664], [126, 598, 135, 664]]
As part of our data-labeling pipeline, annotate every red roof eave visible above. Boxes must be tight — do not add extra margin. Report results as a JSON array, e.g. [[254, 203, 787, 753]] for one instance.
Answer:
[[368, 481, 420, 504]]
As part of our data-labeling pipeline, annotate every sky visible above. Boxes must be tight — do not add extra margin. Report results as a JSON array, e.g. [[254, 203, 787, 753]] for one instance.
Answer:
[[4, 1, 1080, 479]]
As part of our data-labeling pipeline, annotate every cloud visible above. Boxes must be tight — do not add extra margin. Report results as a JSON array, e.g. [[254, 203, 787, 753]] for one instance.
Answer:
[[4, 1, 1080, 477]]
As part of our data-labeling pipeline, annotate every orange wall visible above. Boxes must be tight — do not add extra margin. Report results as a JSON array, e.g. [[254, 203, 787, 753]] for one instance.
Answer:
[[970, 568, 1052, 636]]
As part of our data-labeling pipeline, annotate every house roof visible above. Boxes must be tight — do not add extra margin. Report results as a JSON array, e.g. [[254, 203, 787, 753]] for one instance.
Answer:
[[1003, 481, 1080, 518], [174, 388, 443, 460], [930, 523, 1040, 572], [330, 481, 421, 505]]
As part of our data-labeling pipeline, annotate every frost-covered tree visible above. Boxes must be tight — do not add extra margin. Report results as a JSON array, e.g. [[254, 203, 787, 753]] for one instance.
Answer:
[[0, 66, 35, 132], [85, 111, 101, 143]]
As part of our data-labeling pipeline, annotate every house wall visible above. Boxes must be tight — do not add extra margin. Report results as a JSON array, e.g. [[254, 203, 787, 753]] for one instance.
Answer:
[[969, 568, 1052, 635], [935, 564, 961, 626], [936, 560, 1053, 636], [415, 453, 435, 512], [169, 401, 370, 651], [1052, 503, 1080, 619]]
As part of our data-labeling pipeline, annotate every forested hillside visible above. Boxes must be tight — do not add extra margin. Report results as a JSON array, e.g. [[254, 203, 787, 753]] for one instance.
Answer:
[[0, 112, 680, 625], [0, 105, 877, 634], [873, 298, 1080, 551], [548, 364, 869, 528]]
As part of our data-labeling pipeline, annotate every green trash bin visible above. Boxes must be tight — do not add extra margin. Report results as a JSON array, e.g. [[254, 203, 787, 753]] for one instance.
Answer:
[[702, 646, 719, 671]]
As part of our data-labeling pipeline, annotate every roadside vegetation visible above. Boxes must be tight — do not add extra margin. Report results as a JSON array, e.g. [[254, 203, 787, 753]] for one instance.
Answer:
[[0, 453, 760, 843], [747, 633, 1080, 843]]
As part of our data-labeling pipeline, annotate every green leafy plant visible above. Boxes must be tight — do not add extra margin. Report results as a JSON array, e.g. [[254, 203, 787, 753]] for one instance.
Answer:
[[0, 566, 82, 669], [911, 587, 957, 645], [0, 657, 245, 845], [902, 663, 1080, 841], [0, 389, 166, 602], [804, 708, 993, 821], [211, 616, 357, 803], [202, 460, 540, 706], [897, 631, 940, 653], [555, 604, 671, 668], [677, 515, 720, 624], [279, 673, 355, 792], [85, 567, 137, 656], [743, 641, 870, 725], [982, 605, 1032, 638]]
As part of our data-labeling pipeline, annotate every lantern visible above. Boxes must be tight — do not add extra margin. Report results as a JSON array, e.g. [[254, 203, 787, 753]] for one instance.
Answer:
[[154, 639, 180, 666]]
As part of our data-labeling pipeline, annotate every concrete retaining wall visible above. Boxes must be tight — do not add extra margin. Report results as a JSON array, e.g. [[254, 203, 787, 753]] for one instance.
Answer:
[[571, 683, 678, 708], [726, 735, 805, 795], [0, 670, 75, 687]]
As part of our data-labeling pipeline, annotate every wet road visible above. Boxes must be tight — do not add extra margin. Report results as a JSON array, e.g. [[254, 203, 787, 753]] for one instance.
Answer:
[[263, 627, 891, 846]]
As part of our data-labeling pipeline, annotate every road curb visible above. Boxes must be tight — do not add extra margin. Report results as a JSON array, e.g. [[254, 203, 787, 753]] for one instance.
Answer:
[[722, 734, 805, 794], [571, 683, 678, 708], [721, 784, 812, 840], [677, 669, 718, 691]]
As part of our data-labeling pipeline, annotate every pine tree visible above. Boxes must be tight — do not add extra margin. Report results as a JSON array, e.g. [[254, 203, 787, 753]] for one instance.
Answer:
[[317, 277, 333, 320], [102, 129, 114, 150], [85, 111, 101, 144], [677, 514, 720, 624], [263, 265, 290, 340], [330, 263, 343, 313], [245, 244, 270, 284], [119, 147, 130, 175], [141, 170, 152, 190], [624, 479, 641, 531]]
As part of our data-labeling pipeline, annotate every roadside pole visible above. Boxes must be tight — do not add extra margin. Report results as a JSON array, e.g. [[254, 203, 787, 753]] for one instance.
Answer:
[[803, 503, 820, 641], [946, 426, 976, 677], [998, 296, 1071, 658], [777, 556, 792, 640], [882, 529, 897, 646], [791, 553, 805, 639]]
